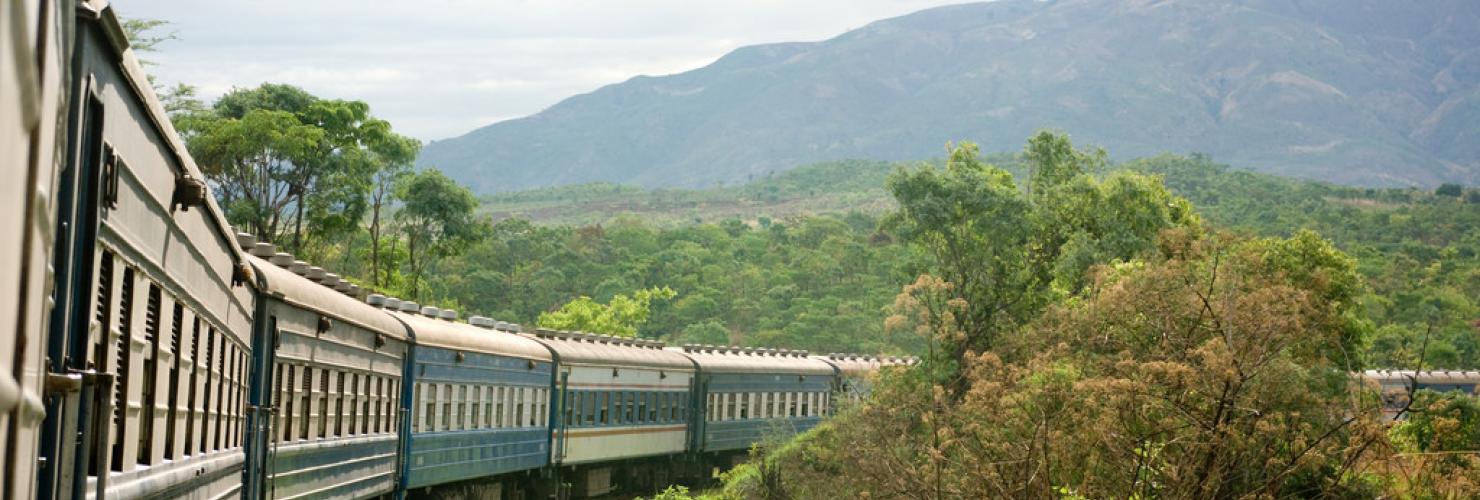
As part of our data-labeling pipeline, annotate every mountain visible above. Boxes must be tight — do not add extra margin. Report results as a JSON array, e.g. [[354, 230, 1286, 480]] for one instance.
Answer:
[[419, 0, 1480, 192]]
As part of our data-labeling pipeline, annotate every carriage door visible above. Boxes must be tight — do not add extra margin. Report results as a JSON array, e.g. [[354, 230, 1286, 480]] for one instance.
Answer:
[[38, 84, 112, 500]]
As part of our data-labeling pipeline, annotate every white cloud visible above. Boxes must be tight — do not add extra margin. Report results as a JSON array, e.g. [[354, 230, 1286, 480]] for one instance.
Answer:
[[117, 0, 970, 141]]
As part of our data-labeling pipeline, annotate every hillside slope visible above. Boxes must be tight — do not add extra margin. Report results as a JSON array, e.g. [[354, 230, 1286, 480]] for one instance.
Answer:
[[421, 0, 1480, 192]]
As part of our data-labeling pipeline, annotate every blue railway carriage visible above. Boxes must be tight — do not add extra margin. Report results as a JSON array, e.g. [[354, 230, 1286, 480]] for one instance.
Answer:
[[530, 330, 696, 497], [35, 2, 258, 498], [2, 0, 70, 497], [239, 240, 408, 500], [1362, 370, 1480, 420], [813, 354, 916, 405], [679, 346, 835, 458], [378, 300, 555, 496]]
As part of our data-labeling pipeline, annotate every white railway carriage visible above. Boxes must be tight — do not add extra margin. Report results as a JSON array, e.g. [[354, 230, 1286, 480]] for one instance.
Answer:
[[239, 242, 408, 500], [2, 0, 70, 498], [528, 329, 696, 497], [33, 2, 259, 499]]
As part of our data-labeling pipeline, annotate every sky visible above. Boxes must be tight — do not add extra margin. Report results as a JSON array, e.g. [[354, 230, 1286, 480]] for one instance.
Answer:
[[118, 0, 968, 142]]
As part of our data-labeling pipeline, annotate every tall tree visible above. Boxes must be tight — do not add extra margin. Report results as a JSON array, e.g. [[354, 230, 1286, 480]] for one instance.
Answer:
[[538, 286, 678, 337], [182, 83, 411, 256], [396, 168, 480, 300], [367, 135, 420, 286], [885, 132, 1197, 369]]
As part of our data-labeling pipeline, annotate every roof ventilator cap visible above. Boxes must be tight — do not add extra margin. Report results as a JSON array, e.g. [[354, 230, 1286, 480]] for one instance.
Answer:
[[235, 233, 257, 251], [440, 309, 458, 321], [289, 260, 309, 275], [469, 316, 494, 328], [421, 306, 440, 317], [366, 294, 386, 307], [384, 297, 402, 309], [251, 242, 276, 258], [306, 267, 326, 280], [270, 252, 294, 267], [399, 301, 420, 313]]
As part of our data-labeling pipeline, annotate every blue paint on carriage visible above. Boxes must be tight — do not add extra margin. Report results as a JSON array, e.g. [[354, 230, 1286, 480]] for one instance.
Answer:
[[702, 417, 824, 452], [268, 436, 399, 499], [401, 343, 555, 491], [695, 371, 834, 453], [406, 427, 548, 489]]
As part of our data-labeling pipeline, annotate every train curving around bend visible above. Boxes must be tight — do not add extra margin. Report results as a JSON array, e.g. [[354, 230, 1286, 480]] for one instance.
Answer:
[[2, 2, 915, 498]]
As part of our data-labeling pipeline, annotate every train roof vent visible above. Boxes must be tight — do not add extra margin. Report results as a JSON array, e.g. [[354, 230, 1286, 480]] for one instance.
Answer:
[[335, 281, 353, 292], [366, 294, 386, 307], [306, 266, 325, 280], [421, 306, 440, 317], [384, 297, 402, 310], [345, 284, 360, 297], [235, 233, 257, 251], [399, 301, 420, 313], [289, 260, 309, 275], [440, 309, 457, 321], [320, 273, 340, 288], [469, 316, 494, 328], [270, 252, 294, 266], [250, 242, 276, 257]]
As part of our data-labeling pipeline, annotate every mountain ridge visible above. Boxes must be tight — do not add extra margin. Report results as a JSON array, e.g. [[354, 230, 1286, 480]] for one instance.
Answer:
[[420, 0, 1480, 192]]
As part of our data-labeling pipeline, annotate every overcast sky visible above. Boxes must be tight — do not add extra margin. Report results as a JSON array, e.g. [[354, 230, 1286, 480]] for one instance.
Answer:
[[118, 1, 968, 142]]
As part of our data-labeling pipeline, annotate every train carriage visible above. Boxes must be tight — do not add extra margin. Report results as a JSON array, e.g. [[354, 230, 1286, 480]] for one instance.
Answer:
[[2, 0, 70, 498], [239, 242, 408, 500], [679, 346, 835, 457], [379, 300, 554, 495], [812, 354, 915, 406], [529, 330, 695, 497], [33, 1, 259, 498]]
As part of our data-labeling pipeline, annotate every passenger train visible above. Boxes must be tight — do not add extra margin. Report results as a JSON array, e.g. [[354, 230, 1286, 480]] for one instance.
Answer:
[[2, 3, 915, 498], [11, 2, 1472, 499]]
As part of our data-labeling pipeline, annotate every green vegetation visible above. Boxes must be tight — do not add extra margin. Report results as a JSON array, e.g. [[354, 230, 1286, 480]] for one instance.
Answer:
[[538, 286, 677, 337], [706, 134, 1480, 499]]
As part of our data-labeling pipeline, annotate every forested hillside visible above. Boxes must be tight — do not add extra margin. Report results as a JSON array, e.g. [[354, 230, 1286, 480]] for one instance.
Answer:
[[446, 151, 1480, 370], [423, 0, 1480, 192]]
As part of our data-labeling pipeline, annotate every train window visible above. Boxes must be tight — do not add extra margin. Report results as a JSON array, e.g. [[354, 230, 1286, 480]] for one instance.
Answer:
[[569, 392, 581, 426], [801, 392, 810, 417], [484, 386, 494, 428], [315, 369, 329, 439], [299, 366, 313, 440], [163, 302, 184, 459], [738, 392, 749, 420], [137, 284, 162, 465], [360, 374, 370, 434], [375, 377, 385, 433], [215, 336, 228, 449], [458, 385, 469, 430], [348, 374, 360, 435], [473, 385, 481, 428], [599, 392, 611, 425], [582, 392, 595, 426], [514, 387, 526, 427], [110, 267, 137, 471], [435, 381, 446, 428], [493, 387, 504, 427], [423, 384, 435, 432], [636, 392, 647, 424], [282, 364, 295, 441]]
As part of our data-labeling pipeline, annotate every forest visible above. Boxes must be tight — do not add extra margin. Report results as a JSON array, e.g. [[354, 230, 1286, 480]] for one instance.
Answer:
[[165, 78, 1478, 497]]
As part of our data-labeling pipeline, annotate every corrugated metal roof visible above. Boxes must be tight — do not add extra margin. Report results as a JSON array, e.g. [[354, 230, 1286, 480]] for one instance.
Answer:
[[669, 345, 834, 375], [524, 329, 694, 370], [812, 353, 917, 377], [245, 253, 407, 339], [1362, 370, 1480, 384], [388, 309, 552, 361]]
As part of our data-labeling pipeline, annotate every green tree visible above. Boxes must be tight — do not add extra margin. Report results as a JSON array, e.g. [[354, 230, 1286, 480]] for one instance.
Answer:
[[884, 132, 1196, 365], [1436, 183, 1463, 197], [538, 286, 677, 337], [396, 168, 481, 300], [182, 84, 412, 256]]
